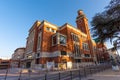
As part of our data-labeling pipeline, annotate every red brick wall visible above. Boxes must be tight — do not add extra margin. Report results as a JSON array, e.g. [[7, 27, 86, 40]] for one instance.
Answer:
[[33, 26, 38, 52], [76, 18, 87, 34], [39, 56, 73, 64], [41, 25, 57, 52]]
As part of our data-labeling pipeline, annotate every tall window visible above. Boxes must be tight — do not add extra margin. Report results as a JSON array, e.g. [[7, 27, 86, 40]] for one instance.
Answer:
[[82, 43, 89, 50], [36, 58, 39, 64], [82, 43, 85, 50], [37, 36, 40, 48], [71, 33, 79, 42], [71, 33, 81, 57], [74, 44, 81, 57], [37, 32, 42, 50], [52, 35, 57, 45]]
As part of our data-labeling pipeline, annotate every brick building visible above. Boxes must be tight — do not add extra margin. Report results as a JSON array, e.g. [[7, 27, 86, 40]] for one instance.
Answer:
[[108, 48, 118, 62], [96, 43, 109, 63], [24, 10, 101, 69], [11, 47, 25, 68], [0, 59, 11, 69]]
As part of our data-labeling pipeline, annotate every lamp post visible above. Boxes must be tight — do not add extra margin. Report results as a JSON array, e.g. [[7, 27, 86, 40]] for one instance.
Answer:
[[17, 56, 22, 80], [17, 56, 20, 68]]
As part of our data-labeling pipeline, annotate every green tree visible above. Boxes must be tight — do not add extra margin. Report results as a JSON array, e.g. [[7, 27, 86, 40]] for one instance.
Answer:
[[91, 0, 120, 49]]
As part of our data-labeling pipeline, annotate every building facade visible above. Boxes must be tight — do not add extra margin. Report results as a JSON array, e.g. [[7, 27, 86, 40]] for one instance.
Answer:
[[11, 47, 25, 68], [108, 48, 120, 63], [95, 43, 109, 63], [0, 59, 11, 69], [24, 10, 101, 70]]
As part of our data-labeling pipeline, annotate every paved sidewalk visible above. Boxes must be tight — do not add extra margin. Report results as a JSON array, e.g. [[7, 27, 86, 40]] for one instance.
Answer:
[[81, 68, 120, 80]]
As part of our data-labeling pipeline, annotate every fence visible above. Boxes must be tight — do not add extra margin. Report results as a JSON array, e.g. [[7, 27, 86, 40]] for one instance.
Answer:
[[22, 64, 111, 80]]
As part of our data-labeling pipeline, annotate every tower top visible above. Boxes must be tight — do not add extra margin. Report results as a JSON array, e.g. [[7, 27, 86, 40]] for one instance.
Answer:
[[76, 9, 88, 34], [77, 10, 84, 15]]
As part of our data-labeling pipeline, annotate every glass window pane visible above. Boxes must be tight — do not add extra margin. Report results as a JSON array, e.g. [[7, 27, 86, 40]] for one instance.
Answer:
[[59, 35, 66, 45]]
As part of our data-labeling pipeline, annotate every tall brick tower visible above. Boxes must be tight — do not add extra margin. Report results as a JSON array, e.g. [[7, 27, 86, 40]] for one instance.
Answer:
[[76, 10, 90, 36], [76, 10, 95, 60]]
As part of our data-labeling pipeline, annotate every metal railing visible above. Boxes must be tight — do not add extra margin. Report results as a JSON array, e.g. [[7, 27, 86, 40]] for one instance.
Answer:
[[22, 64, 111, 80], [0, 63, 111, 80]]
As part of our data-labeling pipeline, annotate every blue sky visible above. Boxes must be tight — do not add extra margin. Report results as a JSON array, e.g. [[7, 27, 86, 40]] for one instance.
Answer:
[[1, 0, 118, 58]]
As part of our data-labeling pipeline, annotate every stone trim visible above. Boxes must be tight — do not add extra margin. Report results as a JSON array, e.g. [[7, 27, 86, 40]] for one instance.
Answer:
[[35, 51, 73, 58], [38, 20, 58, 30], [40, 51, 61, 57]]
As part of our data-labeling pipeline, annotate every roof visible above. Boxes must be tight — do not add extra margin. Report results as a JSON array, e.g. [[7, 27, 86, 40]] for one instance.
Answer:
[[14, 47, 25, 52]]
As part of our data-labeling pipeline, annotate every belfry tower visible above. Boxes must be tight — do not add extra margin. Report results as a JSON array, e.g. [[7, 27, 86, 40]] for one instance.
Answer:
[[76, 10, 91, 37], [76, 10, 94, 59]]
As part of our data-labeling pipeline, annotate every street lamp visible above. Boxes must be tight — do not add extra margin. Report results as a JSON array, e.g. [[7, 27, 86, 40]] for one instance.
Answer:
[[17, 56, 22, 80], [17, 56, 20, 68]]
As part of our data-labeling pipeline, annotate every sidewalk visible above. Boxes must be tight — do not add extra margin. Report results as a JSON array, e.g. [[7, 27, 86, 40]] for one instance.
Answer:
[[81, 68, 120, 80]]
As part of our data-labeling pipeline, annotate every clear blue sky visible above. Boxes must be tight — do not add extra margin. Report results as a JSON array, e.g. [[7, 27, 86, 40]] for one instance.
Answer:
[[1, 0, 118, 59]]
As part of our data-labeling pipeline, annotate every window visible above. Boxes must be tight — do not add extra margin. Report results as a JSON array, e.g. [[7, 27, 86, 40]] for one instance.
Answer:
[[46, 27, 56, 33], [85, 54, 90, 57], [61, 51, 67, 55], [36, 53, 40, 58], [75, 36, 79, 42], [37, 32, 42, 50], [52, 33, 66, 46], [59, 35, 66, 45], [46, 27, 50, 31], [74, 44, 81, 57], [75, 59, 81, 63], [86, 44, 89, 50], [36, 59, 39, 64], [71, 33, 79, 42], [51, 29, 54, 32], [94, 46, 96, 51], [55, 63, 58, 67], [42, 64, 44, 68], [37, 36, 40, 48], [52, 35, 57, 45], [82, 43, 89, 50], [82, 43, 85, 49]]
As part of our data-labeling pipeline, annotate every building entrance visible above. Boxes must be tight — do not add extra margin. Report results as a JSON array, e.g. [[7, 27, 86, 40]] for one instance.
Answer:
[[26, 62, 31, 68]]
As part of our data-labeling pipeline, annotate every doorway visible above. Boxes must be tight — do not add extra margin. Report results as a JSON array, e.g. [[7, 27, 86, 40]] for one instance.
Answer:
[[26, 62, 31, 68]]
